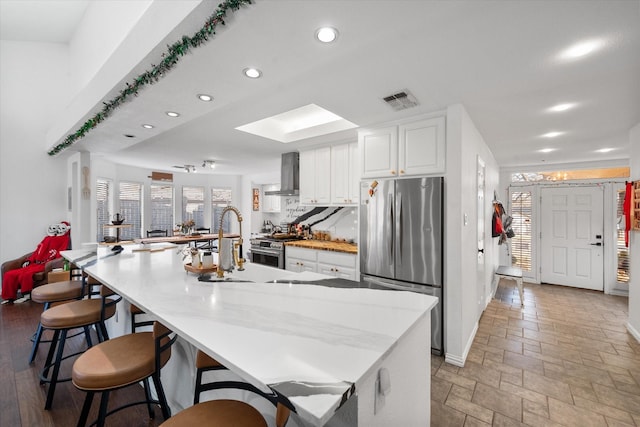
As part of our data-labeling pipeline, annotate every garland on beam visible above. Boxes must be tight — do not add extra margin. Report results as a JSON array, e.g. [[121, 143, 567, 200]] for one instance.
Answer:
[[48, 0, 253, 156]]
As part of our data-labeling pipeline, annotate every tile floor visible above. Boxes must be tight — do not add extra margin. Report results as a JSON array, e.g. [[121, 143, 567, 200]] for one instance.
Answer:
[[431, 280, 640, 426]]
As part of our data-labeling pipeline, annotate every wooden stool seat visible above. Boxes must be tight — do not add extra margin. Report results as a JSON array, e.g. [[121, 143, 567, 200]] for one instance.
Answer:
[[160, 400, 267, 427], [32, 280, 83, 303], [73, 331, 171, 390], [196, 349, 223, 369], [41, 298, 116, 329], [495, 266, 524, 307]]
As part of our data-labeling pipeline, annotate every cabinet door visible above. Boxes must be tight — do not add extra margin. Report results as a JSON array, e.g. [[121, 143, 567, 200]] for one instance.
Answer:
[[398, 116, 445, 176], [299, 150, 316, 204], [318, 263, 356, 280], [348, 142, 359, 204], [314, 147, 331, 204], [331, 144, 350, 204], [359, 126, 398, 179]]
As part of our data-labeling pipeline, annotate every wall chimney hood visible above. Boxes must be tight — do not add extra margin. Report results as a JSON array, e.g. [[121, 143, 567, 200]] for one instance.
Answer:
[[265, 152, 299, 196]]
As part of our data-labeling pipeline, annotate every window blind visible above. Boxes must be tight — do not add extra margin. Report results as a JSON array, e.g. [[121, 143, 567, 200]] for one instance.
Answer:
[[119, 182, 142, 240], [96, 178, 112, 242], [212, 188, 232, 233], [510, 191, 532, 272], [617, 189, 629, 283], [182, 186, 205, 227], [150, 184, 174, 235]]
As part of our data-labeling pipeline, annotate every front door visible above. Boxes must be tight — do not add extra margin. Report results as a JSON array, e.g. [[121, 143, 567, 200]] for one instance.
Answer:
[[540, 186, 604, 290]]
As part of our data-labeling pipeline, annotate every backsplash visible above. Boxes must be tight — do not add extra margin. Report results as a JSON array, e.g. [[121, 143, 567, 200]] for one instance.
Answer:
[[253, 197, 357, 243]]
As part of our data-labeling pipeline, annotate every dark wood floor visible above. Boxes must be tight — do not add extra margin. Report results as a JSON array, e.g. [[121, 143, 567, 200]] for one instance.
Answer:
[[0, 299, 164, 427]]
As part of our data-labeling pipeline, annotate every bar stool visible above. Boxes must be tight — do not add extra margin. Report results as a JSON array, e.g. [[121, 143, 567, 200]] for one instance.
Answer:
[[72, 321, 177, 427], [160, 350, 291, 427], [39, 284, 119, 410], [29, 277, 87, 363]]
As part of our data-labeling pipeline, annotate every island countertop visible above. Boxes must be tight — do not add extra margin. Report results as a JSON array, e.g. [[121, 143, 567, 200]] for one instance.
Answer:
[[62, 246, 435, 426]]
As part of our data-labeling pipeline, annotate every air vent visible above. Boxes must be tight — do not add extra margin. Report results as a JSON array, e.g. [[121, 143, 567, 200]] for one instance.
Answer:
[[382, 90, 419, 111]]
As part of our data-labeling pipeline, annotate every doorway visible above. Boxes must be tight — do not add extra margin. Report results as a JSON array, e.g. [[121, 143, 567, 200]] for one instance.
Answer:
[[540, 186, 604, 290]]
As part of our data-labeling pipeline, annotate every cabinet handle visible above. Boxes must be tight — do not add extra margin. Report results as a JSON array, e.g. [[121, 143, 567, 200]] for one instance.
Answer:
[[400, 169, 405, 174], [390, 170, 396, 175]]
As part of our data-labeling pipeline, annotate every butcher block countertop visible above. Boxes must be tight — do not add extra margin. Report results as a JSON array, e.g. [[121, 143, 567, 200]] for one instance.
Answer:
[[284, 240, 358, 254]]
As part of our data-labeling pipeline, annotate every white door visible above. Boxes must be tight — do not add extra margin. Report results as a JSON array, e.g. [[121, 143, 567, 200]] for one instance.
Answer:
[[476, 157, 486, 313], [540, 186, 604, 290]]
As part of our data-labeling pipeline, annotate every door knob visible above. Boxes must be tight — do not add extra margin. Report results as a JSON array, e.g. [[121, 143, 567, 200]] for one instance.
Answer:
[[589, 242, 602, 246]]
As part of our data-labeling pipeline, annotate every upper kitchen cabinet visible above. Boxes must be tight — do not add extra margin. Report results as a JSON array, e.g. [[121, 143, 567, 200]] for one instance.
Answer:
[[331, 142, 359, 205], [262, 184, 281, 213], [359, 115, 445, 178], [299, 146, 331, 205]]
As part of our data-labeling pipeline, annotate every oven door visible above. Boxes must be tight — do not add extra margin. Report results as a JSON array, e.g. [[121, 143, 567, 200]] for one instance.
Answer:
[[250, 247, 283, 269]]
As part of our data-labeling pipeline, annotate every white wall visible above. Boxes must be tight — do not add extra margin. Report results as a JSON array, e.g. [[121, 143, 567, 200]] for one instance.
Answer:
[[628, 122, 640, 342], [0, 41, 72, 265], [444, 104, 500, 366]]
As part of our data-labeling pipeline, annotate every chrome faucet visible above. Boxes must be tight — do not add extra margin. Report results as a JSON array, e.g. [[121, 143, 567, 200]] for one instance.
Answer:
[[217, 206, 245, 277]]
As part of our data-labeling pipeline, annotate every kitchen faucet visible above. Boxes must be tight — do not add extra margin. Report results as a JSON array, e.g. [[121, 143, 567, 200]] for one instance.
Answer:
[[217, 206, 245, 277]]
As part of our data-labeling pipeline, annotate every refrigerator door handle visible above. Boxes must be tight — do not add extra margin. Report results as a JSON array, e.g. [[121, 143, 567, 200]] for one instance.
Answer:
[[398, 192, 403, 263], [388, 192, 394, 260]]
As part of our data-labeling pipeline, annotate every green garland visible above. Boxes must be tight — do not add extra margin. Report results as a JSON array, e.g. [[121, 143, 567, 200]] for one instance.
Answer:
[[48, 0, 252, 156]]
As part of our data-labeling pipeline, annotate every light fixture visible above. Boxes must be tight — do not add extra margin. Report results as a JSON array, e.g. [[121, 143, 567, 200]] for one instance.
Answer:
[[243, 68, 262, 79], [548, 103, 575, 113], [185, 165, 197, 173], [559, 39, 604, 60], [141, 124, 154, 129], [197, 94, 213, 102], [595, 148, 614, 153], [538, 148, 556, 153], [202, 160, 216, 169], [123, 134, 136, 138], [315, 27, 338, 43], [166, 111, 180, 117], [541, 131, 564, 138]]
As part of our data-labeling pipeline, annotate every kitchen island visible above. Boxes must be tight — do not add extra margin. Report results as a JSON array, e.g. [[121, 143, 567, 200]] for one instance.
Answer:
[[62, 245, 436, 427]]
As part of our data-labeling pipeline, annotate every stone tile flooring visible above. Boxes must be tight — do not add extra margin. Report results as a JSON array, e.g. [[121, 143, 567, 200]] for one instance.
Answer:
[[431, 281, 640, 426]]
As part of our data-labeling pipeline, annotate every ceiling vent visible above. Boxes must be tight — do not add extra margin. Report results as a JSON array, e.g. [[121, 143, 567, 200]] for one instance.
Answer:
[[382, 90, 419, 111]]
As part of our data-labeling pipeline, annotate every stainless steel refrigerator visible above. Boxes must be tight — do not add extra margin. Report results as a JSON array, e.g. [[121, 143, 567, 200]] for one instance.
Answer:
[[360, 176, 443, 354]]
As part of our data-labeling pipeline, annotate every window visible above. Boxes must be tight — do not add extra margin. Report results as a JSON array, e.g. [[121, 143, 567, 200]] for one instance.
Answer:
[[510, 191, 532, 272], [150, 184, 174, 235], [119, 182, 142, 240], [182, 187, 205, 228], [617, 189, 630, 283], [211, 188, 232, 233], [96, 178, 113, 242], [511, 167, 629, 182]]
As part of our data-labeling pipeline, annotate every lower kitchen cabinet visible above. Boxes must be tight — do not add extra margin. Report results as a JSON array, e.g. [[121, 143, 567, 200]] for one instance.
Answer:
[[286, 246, 357, 281]]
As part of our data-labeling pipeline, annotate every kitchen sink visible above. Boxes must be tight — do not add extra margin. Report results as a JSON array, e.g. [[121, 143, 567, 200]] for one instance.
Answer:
[[198, 275, 253, 283]]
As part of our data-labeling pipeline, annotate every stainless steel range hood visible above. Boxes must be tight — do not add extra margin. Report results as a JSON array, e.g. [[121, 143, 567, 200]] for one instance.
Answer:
[[265, 152, 299, 196]]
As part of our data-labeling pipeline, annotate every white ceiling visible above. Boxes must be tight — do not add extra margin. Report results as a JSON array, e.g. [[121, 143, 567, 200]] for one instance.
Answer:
[[2, 0, 639, 177]]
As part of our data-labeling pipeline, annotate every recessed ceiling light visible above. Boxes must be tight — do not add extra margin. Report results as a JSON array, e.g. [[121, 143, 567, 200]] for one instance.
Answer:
[[197, 94, 213, 102], [123, 134, 136, 138], [560, 39, 604, 60], [166, 111, 180, 117], [548, 103, 576, 113], [141, 124, 154, 129], [541, 131, 564, 138], [596, 148, 614, 153], [243, 68, 262, 79], [315, 27, 338, 43], [538, 148, 556, 153]]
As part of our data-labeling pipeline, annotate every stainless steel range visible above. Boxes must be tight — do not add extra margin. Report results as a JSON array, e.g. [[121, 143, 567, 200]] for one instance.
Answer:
[[249, 234, 300, 269]]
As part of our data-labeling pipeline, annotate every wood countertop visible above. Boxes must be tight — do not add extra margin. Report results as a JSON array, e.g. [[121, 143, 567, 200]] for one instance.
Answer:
[[284, 240, 358, 254]]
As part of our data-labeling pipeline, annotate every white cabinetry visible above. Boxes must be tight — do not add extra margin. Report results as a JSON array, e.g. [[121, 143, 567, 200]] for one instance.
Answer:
[[285, 246, 318, 273], [261, 184, 281, 213], [359, 116, 445, 178], [299, 147, 331, 205], [317, 251, 357, 281], [330, 142, 359, 205], [285, 246, 357, 281]]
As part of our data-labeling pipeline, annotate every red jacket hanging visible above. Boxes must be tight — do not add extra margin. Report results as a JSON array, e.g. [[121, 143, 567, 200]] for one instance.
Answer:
[[624, 182, 632, 247]]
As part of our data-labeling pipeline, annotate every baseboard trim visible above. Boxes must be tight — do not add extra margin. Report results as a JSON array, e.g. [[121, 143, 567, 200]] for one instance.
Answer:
[[444, 321, 478, 367], [627, 322, 640, 344]]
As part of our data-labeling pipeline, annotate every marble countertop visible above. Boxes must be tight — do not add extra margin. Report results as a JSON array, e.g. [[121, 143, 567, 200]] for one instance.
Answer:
[[284, 240, 358, 254], [62, 246, 436, 426]]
